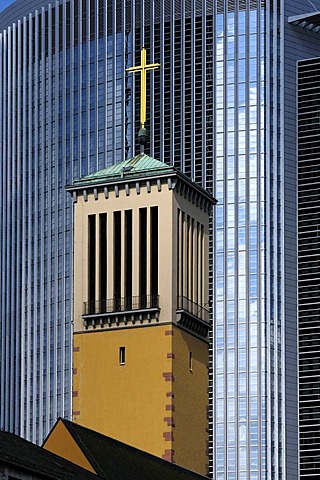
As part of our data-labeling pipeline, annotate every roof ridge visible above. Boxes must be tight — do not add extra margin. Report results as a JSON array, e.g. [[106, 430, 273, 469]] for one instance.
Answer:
[[61, 419, 110, 480], [72, 154, 175, 185], [60, 419, 208, 479], [0, 428, 102, 480]]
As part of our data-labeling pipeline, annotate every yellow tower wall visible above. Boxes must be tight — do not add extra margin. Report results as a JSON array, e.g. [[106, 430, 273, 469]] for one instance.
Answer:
[[172, 326, 209, 475], [73, 323, 209, 475], [73, 324, 175, 459]]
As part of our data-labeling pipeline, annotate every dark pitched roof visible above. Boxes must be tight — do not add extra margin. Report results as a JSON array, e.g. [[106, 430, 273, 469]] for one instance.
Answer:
[[0, 429, 101, 480], [60, 419, 208, 480]]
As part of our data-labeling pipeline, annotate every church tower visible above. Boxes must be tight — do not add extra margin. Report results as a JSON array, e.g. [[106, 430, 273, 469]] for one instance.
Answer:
[[66, 154, 215, 475]]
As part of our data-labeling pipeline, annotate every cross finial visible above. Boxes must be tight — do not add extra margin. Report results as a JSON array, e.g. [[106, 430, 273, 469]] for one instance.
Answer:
[[127, 48, 160, 130]]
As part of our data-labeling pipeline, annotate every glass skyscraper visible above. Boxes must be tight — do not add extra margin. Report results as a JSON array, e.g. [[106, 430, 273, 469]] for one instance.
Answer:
[[1, 0, 320, 478]]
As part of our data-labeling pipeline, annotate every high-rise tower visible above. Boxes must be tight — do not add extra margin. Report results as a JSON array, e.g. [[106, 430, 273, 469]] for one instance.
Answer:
[[67, 154, 214, 475], [1, 0, 320, 478]]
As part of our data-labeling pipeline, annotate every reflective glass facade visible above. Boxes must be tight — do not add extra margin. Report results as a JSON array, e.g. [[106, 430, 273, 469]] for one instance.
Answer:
[[213, 6, 268, 478], [1, 0, 320, 478]]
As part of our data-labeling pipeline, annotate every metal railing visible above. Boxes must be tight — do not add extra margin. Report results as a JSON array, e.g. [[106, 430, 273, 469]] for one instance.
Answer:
[[83, 294, 159, 315], [177, 296, 209, 323]]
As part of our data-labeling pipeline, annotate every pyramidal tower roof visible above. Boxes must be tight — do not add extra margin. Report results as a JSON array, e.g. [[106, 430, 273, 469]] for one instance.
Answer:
[[73, 153, 174, 186], [67, 153, 216, 207]]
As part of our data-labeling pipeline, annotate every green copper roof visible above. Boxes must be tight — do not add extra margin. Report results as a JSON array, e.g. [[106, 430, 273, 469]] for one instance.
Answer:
[[74, 154, 174, 186], [70, 153, 217, 205]]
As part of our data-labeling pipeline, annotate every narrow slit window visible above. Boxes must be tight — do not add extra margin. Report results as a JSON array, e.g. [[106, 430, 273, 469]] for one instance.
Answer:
[[186, 215, 190, 298], [113, 211, 121, 311], [181, 212, 185, 302], [189, 217, 194, 302], [139, 208, 147, 308], [88, 215, 96, 311], [119, 346, 126, 365], [125, 210, 133, 309], [99, 213, 107, 305], [200, 224, 204, 305], [150, 206, 158, 305], [189, 352, 193, 371], [177, 209, 181, 298]]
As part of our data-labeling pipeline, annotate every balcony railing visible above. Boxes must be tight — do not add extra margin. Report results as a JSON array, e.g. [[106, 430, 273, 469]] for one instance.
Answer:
[[177, 296, 209, 323], [83, 294, 159, 316]]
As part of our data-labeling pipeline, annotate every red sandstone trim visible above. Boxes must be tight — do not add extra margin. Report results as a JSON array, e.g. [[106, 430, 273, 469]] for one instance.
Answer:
[[162, 449, 175, 462], [165, 330, 174, 336], [162, 372, 174, 382], [72, 391, 78, 397], [73, 368, 77, 375], [73, 346, 80, 352], [163, 431, 174, 441], [166, 391, 174, 397], [163, 417, 175, 427], [166, 353, 175, 359], [166, 404, 175, 411], [72, 411, 80, 416]]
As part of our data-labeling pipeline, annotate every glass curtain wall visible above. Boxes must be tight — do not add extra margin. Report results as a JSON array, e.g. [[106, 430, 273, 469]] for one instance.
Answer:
[[213, 3, 268, 479], [0, 1, 291, 478]]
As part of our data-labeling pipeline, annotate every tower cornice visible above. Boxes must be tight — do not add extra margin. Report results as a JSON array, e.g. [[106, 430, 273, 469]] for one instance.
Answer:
[[66, 155, 216, 214]]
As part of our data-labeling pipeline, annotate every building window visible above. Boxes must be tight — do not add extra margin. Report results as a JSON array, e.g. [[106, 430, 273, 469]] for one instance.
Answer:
[[189, 352, 193, 372], [139, 208, 147, 307], [119, 346, 126, 365], [113, 211, 121, 310], [88, 214, 96, 308], [150, 206, 158, 304], [125, 210, 133, 309], [99, 213, 107, 304], [177, 208, 205, 313]]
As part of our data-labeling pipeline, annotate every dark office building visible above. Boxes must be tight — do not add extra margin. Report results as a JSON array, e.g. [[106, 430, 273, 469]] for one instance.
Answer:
[[298, 55, 320, 479]]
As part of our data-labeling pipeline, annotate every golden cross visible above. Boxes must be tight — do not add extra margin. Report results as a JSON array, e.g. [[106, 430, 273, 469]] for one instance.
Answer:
[[127, 48, 160, 129]]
